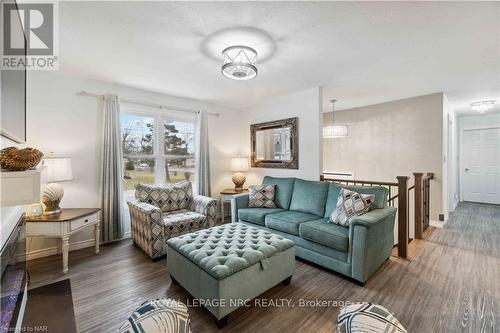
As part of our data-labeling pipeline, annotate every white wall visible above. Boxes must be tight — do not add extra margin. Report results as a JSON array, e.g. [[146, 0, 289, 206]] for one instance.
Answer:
[[25, 71, 242, 258], [323, 93, 444, 221], [239, 87, 323, 186], [458, 112, 500, 129]]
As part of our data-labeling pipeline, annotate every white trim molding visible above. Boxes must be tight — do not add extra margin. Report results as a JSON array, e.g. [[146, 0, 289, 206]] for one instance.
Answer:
[[430, 219, 445, 228]]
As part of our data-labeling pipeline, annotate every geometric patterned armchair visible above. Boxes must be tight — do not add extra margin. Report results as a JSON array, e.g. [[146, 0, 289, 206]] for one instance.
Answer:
[[127, 181, 218, 260]]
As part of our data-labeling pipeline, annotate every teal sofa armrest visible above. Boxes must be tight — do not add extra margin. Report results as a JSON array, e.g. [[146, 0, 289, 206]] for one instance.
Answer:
[[350, 207, 397, 228], [190, 195, 218, 228], [231, 194, 249, 223], [349, 207, 397, 283]]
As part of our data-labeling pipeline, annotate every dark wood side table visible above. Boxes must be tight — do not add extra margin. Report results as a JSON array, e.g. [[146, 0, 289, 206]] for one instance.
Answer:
[[25, 208, 101, 274], [220, 188, 249, 224]]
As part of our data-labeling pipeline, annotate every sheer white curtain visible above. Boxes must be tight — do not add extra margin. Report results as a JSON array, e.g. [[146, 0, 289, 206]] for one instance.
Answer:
[[101, 94, 124, 242], [195, 110, 211, 196]]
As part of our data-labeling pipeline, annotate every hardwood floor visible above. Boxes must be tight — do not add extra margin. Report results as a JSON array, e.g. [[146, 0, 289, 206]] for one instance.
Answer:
[[26, 202, 499, 332]]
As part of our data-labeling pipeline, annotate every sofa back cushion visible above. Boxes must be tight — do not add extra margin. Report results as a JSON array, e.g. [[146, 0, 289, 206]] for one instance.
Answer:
[[135, 181, 193, 212], [289, 179, 329, 216], [262, 176, 296, 209], [324, 183, 388, 218]]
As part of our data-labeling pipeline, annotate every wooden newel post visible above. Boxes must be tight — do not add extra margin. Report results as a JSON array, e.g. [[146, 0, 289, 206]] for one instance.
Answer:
[[396, 176, 409, 258], [413, 173, 424, 240]]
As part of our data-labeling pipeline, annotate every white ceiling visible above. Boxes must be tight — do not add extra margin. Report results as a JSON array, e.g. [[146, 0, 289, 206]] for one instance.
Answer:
[[59, 2, 500, 114]]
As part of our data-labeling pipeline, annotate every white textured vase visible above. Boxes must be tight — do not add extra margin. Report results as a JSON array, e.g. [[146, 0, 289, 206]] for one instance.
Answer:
[[42, 182, 64, 215]]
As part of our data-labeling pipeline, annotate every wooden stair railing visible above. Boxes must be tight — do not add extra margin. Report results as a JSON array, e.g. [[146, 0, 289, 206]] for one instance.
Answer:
[[320, 173, 433, 259]]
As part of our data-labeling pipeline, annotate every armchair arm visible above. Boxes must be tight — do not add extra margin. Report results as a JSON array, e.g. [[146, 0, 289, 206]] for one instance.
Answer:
[[349, 207, 397, 283], [230, 194, 249, 223], [190, 195, 218, 227], [127, 200, 164, 259]]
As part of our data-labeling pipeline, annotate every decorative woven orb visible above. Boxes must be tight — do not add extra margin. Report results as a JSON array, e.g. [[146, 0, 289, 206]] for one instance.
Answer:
[[232, 172, 246, 189], [0, 147, 43, 171]]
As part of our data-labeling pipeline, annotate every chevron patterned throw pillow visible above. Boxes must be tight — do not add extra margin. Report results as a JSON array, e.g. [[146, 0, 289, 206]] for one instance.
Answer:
[[248, 184, 276, 208], [329, 188, 375, 227]]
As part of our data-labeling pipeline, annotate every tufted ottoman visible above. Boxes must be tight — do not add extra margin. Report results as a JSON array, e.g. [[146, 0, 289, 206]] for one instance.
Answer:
[[166, 223, 295, 327]]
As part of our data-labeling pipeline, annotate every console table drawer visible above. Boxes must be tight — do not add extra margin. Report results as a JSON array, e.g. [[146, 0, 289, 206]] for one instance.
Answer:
[[71, 212, 98, 231]]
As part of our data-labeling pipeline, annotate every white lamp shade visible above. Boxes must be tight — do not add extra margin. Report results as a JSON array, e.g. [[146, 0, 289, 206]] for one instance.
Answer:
[[42, 157, 73, 182], [323, 125, 348, 138], [230, 157, 249, 172]]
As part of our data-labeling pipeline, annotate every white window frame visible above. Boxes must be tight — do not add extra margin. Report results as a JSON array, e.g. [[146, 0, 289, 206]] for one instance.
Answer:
[[120, 104, 197, 191]]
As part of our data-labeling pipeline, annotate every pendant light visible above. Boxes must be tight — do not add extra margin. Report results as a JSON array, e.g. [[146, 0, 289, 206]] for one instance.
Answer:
[[323, 99, 348, 138]]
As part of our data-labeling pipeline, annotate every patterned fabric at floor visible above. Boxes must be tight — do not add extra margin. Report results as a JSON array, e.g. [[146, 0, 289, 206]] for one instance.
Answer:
[[336, 302, 407, 333], [118, 299, 191, 333]]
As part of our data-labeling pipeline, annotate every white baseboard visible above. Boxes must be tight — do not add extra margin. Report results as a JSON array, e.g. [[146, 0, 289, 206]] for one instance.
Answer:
[[19, 230, 132, 262], [430, 219, 445, 228], [21, 239, 96, 262]]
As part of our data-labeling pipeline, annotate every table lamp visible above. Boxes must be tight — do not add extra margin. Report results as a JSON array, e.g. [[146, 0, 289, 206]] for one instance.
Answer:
[[41, 157, 73, 215], [230, 157, 249, 191]]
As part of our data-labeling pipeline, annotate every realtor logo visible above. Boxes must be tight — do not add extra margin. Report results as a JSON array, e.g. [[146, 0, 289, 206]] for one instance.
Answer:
[[2, 1, 58, 70]]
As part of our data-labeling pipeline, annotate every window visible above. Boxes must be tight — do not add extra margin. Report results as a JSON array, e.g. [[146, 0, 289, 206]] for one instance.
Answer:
[[164, 119, 195, 184], [121, 114, 155, 191], [120, 109, 196, 198]]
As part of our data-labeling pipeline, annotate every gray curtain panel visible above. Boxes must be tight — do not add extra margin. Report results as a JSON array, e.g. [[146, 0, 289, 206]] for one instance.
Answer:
[[195, 110, 211, 196], [100, 94, 124, 242]]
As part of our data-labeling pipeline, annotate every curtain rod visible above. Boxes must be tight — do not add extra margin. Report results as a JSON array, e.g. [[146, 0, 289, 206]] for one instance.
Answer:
[[77, 91, 220, 116]]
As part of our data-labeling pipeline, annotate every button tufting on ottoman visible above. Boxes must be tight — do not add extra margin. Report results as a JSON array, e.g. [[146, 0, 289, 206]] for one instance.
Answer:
[[119, 299, 191, 333], [336, 302, 407, 333], [167, 223, 295, 327], [167, 223, 294, 280]]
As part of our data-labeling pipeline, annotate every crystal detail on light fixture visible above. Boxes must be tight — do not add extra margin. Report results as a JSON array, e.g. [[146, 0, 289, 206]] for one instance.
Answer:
[[323, 99, 348, 138], [470, 100, 496, 113], [221, 46, 257, 80]]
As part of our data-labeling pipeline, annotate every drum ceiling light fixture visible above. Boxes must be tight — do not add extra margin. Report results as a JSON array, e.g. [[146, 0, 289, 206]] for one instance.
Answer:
[[323, 99, 348, 139], [470, 100, 496, 113], [221, 45, 257, 80]]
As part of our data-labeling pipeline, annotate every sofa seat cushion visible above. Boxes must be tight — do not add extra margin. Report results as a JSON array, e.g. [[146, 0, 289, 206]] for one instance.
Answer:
[[265, 210, 321, 236], [166, 224, 294, 280], [238, 208, 285, 225], [299, 218, 349, 252], [289, 179, 329, 216], [163, 210, 206, 237]]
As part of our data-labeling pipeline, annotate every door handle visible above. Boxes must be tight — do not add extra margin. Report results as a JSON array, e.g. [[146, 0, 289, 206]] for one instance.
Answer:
[[465, 168, 469, 171]]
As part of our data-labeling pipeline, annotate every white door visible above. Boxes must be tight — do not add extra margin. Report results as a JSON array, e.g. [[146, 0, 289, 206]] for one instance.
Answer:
[[462, 128, 500, 204]]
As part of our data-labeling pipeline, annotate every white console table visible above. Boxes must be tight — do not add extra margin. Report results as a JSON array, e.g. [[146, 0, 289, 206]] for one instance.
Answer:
[[25, 208, 101, 274]]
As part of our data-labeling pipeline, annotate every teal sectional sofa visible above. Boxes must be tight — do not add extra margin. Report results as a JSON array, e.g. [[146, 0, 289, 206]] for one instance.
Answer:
[[231, 176, 397, 284]]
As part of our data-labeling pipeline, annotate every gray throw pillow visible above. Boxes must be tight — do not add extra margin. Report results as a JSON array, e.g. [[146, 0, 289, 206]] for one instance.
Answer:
[[329, 188, 375, 227], [248, 184, 276, 208]]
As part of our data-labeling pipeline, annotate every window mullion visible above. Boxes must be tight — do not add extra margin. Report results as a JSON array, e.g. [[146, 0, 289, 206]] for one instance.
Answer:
[[155, 114, 165, 185]]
